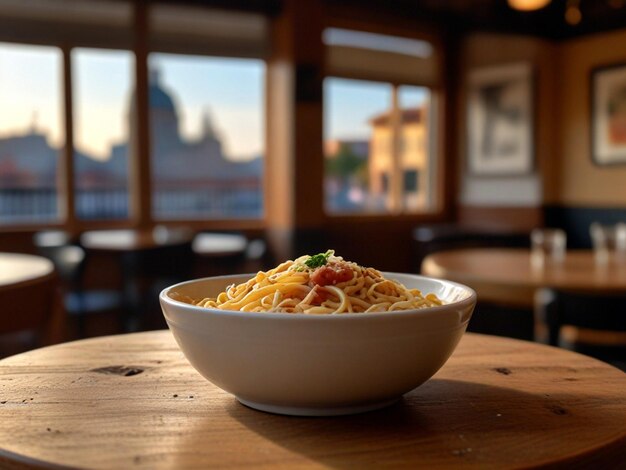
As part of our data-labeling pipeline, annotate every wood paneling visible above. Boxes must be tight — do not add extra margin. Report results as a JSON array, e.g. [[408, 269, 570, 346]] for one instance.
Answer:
[[555, 29, 626, 207]]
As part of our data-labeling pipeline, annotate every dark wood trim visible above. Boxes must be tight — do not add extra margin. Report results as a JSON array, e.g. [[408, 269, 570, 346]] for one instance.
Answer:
[[61, 45, 76, 230], [441, 31, 461, 223], [131, 2, 152, 229]]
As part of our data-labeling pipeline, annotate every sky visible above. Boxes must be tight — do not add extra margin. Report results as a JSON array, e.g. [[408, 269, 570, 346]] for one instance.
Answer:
[[0, 43, 63, 147], [325, 77, 428, 141], [150, 53, 264, 161], [1, 42, 428, 162]]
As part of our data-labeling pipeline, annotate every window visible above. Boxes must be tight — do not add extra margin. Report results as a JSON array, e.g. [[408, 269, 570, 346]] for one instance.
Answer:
[[323, 27, 439, 216], [381, 173, 389, 193], [403, 170, 419, 192], [73, 48, 133, 220], [399, 85, 432, 211], [148, 53, 264, 220], [323, 78, 434, 214], [324, 78, 391, 214], [0, 1, 267, 228], [0, 43, 63, 224]]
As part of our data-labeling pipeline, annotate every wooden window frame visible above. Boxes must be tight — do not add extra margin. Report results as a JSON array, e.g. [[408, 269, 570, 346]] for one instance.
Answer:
[[321, 77, 447, 223], [0, 3, 267, 234]]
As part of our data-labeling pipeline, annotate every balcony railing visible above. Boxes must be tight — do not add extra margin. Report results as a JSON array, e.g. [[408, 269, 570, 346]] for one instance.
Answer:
[[0, 187, 263, 223]]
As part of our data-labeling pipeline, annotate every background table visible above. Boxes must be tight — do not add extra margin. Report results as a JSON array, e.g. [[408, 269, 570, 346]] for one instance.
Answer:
[[80, 228, 194, 331], [422, 248, 626, 308], [0, 253, 62, 352], [80, 227, 193, 253], [1, 330, 625, 468], [0, 252, 54, 291]]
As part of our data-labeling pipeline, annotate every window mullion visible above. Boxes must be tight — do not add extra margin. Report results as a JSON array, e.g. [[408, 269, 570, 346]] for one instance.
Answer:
[[61, 45, 76, 231], [389, 85, 403, 214], [131, 2, 152, 228]]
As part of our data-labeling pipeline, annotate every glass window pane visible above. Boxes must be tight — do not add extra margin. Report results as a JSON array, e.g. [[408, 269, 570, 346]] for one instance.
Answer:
[[73, 48, 132, 220], [148, 53, 264, 220], [0, 42, 62, 224], [324, 77, 392, 214], [398, 85, 433, 212]]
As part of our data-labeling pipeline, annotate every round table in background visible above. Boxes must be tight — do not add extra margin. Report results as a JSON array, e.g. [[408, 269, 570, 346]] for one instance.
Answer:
[[80, 227, 194, 253], [80, 228, 195, 331], [192, 232, 248, 258], [0, 330, 624, 469], [421, 248, 626, 308], [0, 252, 54, 291]]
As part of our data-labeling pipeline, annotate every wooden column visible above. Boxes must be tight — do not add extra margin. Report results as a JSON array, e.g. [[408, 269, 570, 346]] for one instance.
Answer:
[[130, 2, 152, 229], [265, 0, 325, 260]]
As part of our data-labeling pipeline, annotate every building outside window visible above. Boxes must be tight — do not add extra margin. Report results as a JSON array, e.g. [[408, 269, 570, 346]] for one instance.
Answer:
[[0, 1, 267, 227], [323, 28, 439, 216], [147, 54, 264, 220]]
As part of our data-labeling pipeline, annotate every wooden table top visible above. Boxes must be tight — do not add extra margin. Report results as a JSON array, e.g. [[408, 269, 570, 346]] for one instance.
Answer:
[[422, 248, 626, 307], [81, 227, 193, 252], [0, 253, 54, 292], [1, 330, 624, 469], [192, 233, 247, 257]]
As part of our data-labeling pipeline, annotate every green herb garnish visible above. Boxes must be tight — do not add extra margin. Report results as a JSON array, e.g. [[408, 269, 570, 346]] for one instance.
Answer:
[[304, 250, 334, 269]]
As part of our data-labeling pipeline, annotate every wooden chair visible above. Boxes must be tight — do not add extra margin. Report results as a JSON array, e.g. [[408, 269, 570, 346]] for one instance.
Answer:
[[0, 270, 64, 357], [34, 230, 123, 338], [536, 289, 626, 370]]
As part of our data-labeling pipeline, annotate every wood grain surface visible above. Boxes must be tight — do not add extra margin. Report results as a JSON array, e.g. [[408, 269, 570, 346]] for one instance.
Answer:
[[422, 248, 626, 307], [0, 330, 625, 469]]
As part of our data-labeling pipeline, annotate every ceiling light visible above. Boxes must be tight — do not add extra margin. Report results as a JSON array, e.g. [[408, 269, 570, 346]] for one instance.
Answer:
[[508, 0, 552, 11]]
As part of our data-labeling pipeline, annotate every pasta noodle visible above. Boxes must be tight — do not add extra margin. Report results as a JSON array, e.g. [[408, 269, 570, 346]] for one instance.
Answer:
[[171, 251, 443, 314]]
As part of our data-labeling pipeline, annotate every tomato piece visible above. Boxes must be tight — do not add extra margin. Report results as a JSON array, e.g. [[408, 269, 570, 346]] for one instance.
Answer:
[[310, 263, 353, 287]]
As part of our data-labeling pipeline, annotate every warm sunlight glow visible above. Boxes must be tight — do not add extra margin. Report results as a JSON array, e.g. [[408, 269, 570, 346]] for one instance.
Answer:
[[508, 0, 551, 11]]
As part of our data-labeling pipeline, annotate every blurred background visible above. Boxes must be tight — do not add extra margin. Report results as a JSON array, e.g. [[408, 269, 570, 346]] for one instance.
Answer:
[[1, 0, 626, 368]]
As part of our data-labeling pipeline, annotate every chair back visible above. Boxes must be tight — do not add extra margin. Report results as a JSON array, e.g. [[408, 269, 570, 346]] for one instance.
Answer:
[[0, 271, 63, 343]]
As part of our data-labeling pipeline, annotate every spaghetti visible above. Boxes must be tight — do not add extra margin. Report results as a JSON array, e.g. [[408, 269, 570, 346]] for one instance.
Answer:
[[171, 250, 443, 314]]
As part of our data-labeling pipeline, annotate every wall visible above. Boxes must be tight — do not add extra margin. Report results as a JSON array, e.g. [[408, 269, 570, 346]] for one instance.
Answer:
[[456, 33, 558, 230], [555, 29, 626, 207]]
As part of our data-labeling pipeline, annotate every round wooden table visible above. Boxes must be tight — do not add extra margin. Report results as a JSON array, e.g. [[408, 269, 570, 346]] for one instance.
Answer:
[[80, 228, 195, 331], [0, 252, 54, 291], [422, 248, 626, 308], [192, 233, 247, 258], [80, 227, 193, 253], [1, 330, 624, 469], [0, 253, 61, 350]]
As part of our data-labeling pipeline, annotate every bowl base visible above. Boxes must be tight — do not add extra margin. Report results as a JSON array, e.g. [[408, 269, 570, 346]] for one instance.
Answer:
[[236, 397, 400, 416]]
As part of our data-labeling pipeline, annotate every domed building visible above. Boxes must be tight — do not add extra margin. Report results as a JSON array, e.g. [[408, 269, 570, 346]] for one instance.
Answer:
[[0, 68, 263, 220], [130, 68, 262, 217]]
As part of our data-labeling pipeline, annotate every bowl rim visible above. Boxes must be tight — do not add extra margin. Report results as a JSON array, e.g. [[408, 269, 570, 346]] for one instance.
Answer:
[[160, 272, 477, 321]]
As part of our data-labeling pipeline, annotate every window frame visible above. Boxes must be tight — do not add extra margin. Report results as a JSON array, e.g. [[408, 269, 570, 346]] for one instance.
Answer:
[[321, 21, 449, 224], [0, 3, 267, 233], [322, 74, 444, 220]]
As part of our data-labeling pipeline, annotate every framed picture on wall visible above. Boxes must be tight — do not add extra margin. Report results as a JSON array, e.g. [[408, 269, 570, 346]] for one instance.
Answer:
[[591, 63, 626, 165], [466, 62, 534, 176]]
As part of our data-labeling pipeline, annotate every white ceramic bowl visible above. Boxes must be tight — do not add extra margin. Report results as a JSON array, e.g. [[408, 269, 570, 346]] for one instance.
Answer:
[[160, 273, 476, 416]]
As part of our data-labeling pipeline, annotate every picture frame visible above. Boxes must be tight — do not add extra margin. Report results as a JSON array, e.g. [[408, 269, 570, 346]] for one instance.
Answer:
[[466, 62, 534, 176], [591, 63, 626, 166]]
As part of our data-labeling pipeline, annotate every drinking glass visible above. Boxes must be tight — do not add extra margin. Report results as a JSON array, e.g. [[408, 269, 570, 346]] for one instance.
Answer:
[[531, 228, 566, 269], [590, 222, 626, 265]]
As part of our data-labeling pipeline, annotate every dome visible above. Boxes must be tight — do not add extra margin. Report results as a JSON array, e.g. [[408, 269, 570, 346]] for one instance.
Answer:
[[148, 69, 176, 111], [149, 85, 176, 110]]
